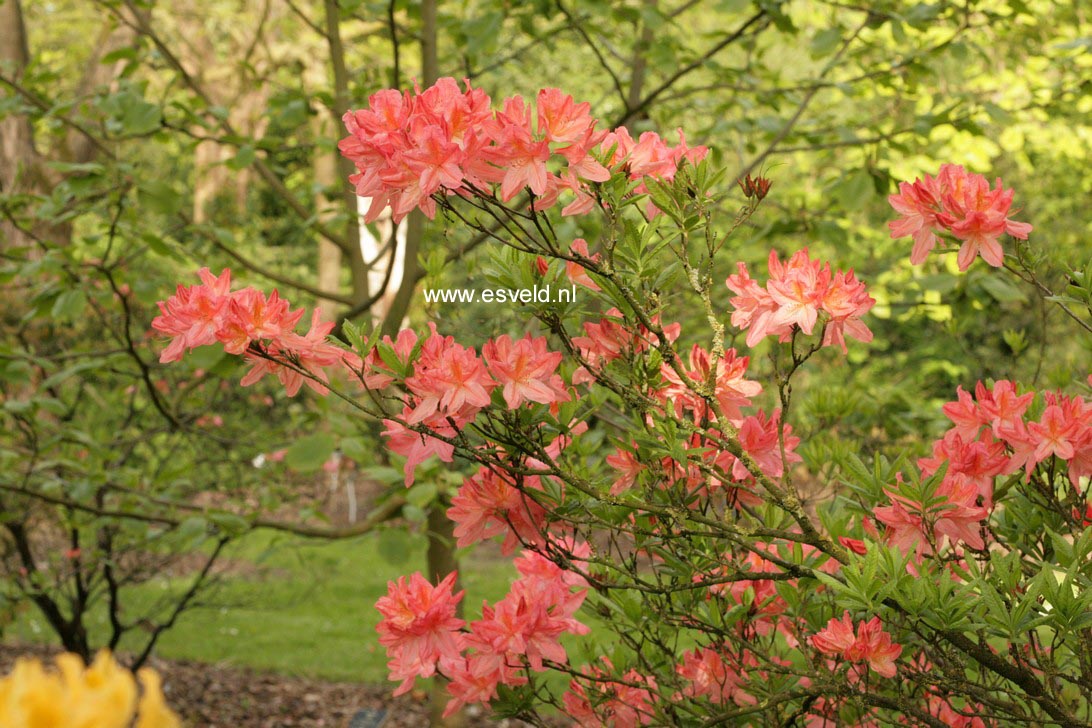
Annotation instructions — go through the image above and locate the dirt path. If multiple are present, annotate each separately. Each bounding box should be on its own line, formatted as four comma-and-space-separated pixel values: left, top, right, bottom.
0, 643, 540, 728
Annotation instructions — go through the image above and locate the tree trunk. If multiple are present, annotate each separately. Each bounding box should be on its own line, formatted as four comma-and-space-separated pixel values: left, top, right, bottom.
308, 57, 345, 321
321, 0, 365, 312
379, 0, 439, 337
0, 0, 48, 252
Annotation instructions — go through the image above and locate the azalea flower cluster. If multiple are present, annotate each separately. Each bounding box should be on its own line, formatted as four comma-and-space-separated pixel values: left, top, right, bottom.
372, 326, 572, 485
0, 650, 179, 728
726, 248, 875, 352
338, 78, 706, 222
563, 656, 659, 728
375, 544, 589, 718
888, 164, 1032, 270
675, 647, 756, 708
152, 268, 359, 397
445, 423, 586, 555
572, 314, 801, 504
692, 541, 844, 669
871, 380, 1092, 558
939, 380, 1092, 487
810, 611, 903, 678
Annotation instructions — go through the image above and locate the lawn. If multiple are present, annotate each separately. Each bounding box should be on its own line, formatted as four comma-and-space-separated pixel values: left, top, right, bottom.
6, 528, 516, 683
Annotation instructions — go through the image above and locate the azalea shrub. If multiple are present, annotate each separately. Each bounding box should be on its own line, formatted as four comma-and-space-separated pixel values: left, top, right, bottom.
154, 80, 1092, 726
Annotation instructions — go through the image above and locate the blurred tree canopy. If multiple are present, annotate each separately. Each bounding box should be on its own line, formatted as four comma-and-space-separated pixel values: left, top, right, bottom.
1, 0, 1090, 669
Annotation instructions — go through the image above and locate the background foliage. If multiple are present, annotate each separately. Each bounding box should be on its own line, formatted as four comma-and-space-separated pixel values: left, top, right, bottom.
1, 0, 1090, 705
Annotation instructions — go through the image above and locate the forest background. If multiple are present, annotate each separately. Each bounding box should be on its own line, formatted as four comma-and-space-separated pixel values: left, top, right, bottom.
1, 0, 1090, 722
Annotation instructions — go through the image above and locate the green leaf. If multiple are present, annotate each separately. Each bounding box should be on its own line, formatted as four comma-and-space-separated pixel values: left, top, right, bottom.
51, 289, 87, 322
836, 169, 873, 211
141, 232, 185, 262
810, 27, 842, 57
405, 481, 438, 509
340, 436, 370, 463
284, 433, 337, 473
121, 98, 161, 135
138, 179, 182, 216
40, 360, 103, 389
208, 512, 250, 536
177, 516, 210, 548
978, 275, 1028, 304
227, 145, 256, 170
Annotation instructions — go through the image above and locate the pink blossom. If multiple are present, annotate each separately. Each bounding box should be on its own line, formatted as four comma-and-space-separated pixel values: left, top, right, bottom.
482, 334, 568, 409
566, 238, 602, 291
888, 164, 1032, 270
403, 326, 495, 424
727, 250, 873, 350
339, 80, 699, 221
563, 658, 658, 728
152, 267, 233, 362
676, 647, 755, 706
606, 444, 645, 494
381, 406, 459, 486
447, 467, 547, 552
375, 572, 465, 696
811, 611, 902, 678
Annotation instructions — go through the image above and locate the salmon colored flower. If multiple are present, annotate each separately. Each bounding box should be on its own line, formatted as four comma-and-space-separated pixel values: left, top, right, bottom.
563, 657, 658, 728
375, 572, 465, 696
151, 267, 233, 363
888, 164, 1032, 270
482, 334, 569, 409
606, 444, 645, 494
727, 249, 872, 351
447, 467, 548, 552
811, 611, 902, 678
565, 238, 602, 291
339, 79, 702, 221
676, 647, 755, 706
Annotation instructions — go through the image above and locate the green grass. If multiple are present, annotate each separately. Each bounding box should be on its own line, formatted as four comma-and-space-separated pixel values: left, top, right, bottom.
6, 529, 516, 683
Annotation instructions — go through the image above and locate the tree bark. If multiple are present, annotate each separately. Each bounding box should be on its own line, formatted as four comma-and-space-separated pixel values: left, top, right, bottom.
322, 0, 366, 310
379, 0, 438, 337
0, 0, 49, 252
308, 55, 345, 321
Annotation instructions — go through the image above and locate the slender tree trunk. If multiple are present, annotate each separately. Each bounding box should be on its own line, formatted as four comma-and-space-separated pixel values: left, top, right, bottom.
322, 0, 365, 310
0, 0, 49, 252
64, 16, 137, 164
625, 0, 657, 132
314, 168, 345, 321
380, 0, 438, 337
309, 58, 344, 321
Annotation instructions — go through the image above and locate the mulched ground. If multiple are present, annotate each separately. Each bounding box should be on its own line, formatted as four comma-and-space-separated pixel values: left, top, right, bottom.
0, 643, 542, 728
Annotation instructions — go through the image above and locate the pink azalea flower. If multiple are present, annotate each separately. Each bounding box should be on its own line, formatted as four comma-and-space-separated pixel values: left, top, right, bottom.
216, 288, 303, 355
563, 658, 658, 728
887, 173, 944, 263
676, 647, 755, 706
734, 410, 802, 481
727, 250, 872, 351
566, 238, 602, 291
152, 267, 233, 362
482, 334, 568, 409
811, 611, 902, 679
888, 164, 1032, 270
1029, 403, 1078, 462
375, 572, 465, 696
606, 444, 645, 494
380, 405, 459, 486
340, 80, 704, 221
403, 327, 495, 424
446, 467, 547, 552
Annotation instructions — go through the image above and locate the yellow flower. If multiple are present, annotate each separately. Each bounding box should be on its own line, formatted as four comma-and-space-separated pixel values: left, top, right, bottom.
0, 650, 180, 728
